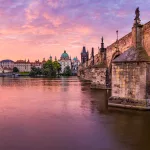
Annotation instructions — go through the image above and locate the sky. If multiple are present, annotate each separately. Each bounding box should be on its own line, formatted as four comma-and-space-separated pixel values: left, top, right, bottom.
0, 0, 150, 61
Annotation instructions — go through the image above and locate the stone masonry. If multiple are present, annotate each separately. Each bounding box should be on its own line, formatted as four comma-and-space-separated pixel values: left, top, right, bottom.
109, 8, 150, 110
78, 8, 150, 92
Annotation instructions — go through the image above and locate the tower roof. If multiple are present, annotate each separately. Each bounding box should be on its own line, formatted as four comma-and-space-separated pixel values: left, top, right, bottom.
81, 46, 87, 53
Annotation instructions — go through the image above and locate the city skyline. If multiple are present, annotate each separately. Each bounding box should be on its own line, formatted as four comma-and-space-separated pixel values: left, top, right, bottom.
0, 0, 150, 61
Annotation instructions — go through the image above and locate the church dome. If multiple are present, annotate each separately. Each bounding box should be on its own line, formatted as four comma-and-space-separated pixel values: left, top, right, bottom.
73, 57, 78, 61
61, 50, 69, 59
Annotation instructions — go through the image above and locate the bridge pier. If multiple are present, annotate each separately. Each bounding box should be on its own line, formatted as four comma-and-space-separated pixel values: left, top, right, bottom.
109, 8, 150, 110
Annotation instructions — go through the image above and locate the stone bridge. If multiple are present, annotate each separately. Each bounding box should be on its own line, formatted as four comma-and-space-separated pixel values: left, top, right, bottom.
78, 8, 150, 110
78, 19, 150, 88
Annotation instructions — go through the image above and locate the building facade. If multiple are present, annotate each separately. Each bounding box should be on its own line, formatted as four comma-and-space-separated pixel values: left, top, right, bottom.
0, 59, 14, 69
31, 60, 42, 69
72, 57, 80, 75
15, 60, 31, 72
58, 50, 72, 73
0, 58, 46, 73
0, 59, 14, 73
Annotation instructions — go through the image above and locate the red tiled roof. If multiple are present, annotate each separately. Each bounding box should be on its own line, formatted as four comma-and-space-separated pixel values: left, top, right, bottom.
15, 60, 30, 64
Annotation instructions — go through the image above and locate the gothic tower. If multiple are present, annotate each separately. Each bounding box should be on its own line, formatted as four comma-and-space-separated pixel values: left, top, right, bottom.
81, 46, 89, 64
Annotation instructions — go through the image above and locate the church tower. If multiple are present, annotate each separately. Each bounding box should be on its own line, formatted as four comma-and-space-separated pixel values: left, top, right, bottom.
81, 46, 89, 64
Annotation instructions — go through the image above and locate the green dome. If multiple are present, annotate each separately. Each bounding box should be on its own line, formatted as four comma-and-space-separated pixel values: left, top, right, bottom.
61, 50, 69, 59
73, 57, 78, 61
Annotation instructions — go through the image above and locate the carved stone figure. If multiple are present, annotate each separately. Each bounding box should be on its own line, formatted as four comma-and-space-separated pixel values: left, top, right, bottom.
135, 7, 140, 20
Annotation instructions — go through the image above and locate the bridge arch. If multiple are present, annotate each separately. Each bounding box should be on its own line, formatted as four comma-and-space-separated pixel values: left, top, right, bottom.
108, 50, 122, 87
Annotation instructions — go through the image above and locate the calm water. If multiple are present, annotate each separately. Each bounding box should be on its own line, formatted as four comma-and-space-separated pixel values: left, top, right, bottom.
0, 77, 150, 150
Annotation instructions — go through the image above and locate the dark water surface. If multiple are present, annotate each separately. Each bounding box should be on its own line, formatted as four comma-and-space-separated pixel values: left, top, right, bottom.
0, 77, 150, 150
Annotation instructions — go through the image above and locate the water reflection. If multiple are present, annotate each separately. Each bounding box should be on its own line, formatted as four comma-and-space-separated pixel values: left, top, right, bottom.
0, 77, 149, 150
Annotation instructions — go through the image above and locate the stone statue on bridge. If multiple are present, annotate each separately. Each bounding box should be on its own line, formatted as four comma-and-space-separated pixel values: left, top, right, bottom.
135, 7, 140, 20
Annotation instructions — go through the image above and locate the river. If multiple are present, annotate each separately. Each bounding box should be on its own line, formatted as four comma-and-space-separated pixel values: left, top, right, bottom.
0, 77, 149, 150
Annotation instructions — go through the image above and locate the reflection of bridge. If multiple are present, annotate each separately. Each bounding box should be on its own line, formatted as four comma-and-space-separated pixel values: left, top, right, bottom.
78, 8, 150, 110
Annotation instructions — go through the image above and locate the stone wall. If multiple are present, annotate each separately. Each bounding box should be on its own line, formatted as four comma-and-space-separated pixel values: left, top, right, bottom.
109, 62, 149, 108
111, 62, 147, 99
79, 66, 107, 89
79, 68, 92, 81
146, 63, 150, 100
143, 21, 150, 55
90, 67, 107, 89
106, 33, 132, 66
106, 21, 150, 67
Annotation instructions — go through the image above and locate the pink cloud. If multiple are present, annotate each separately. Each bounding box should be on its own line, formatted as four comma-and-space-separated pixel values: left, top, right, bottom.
0, 0, 150, 61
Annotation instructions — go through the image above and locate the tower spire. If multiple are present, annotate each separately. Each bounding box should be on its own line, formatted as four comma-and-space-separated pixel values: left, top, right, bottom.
101, 37, 104, 49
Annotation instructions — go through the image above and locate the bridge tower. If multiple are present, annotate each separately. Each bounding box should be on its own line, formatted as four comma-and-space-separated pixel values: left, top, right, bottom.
81, 46, 89, 64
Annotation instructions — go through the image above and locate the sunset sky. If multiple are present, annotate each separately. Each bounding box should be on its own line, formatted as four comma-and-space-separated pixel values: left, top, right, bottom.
0, 0, 150, 61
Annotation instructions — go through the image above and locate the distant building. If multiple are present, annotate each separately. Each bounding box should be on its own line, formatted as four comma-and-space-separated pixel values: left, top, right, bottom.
81, 46, 89, 64
58, 50, 72, 73
72, 57, 80, 75
0, 58, 46, 73
0, 66, 3, 73
3, 67, 13, 73
15, 60, 31, 72
31, 60, 42, 69
0, 59, 14, 73
0, 59, 14, 69
42, 58, 46, 64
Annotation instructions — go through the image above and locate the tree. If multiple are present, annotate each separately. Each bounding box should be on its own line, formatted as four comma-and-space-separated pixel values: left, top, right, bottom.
53, 61, 61, 74
13, 67, 19, 73
42, 60, 56, 77
29, 67, 42, 76
29, 60, 61, 77
63, 66, 72, 76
